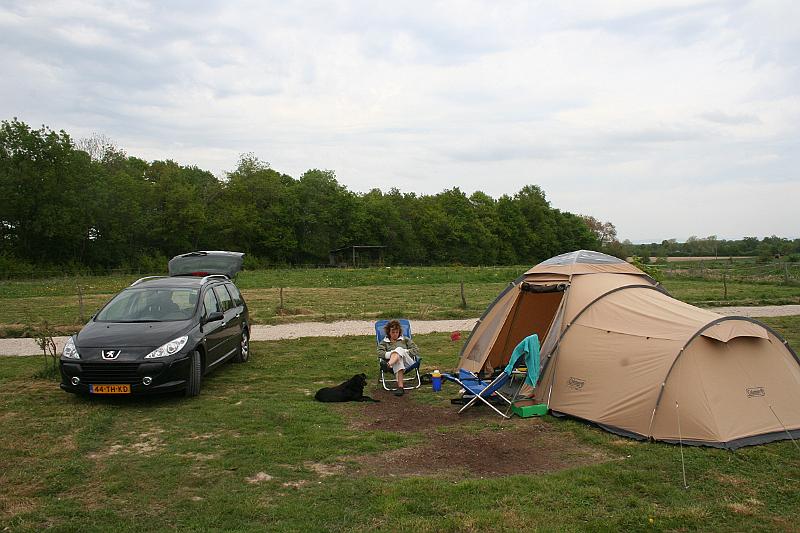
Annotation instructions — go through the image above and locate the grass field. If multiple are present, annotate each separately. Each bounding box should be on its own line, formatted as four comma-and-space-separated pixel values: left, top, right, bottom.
1, 316, 798, 531
647, 257, 800, 284
0, 266, 798, 337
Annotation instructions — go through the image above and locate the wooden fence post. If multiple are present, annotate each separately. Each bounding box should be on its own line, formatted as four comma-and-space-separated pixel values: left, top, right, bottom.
723, 271, 727, 300
460, 282, 467, 309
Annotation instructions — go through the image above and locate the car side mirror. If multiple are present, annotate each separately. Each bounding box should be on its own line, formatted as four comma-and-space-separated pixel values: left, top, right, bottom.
204, 311, 224, 324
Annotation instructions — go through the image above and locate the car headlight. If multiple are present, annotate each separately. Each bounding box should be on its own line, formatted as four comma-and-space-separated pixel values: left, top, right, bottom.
144, 336, 189, 359
62, 337, 81, 359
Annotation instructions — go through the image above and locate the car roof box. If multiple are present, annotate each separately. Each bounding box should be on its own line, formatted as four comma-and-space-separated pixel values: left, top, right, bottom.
168, 251, 245, 279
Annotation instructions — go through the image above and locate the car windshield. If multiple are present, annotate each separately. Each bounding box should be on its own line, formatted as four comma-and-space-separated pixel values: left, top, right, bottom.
95, 288, 199, 322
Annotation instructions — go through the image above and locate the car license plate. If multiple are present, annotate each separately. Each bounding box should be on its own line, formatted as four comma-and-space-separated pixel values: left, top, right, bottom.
90, 384, 131, 394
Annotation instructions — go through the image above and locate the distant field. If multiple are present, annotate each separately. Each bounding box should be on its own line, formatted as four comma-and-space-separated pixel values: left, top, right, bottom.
0, 265, 797, 337
648, 258, 800, 287
0, 267, 520, 336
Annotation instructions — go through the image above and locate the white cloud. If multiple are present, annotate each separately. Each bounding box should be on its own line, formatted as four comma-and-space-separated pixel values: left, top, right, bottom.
0, 0, 798, 241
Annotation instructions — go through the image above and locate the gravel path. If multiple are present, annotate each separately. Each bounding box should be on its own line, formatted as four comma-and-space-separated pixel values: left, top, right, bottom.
2, 305, 798, 357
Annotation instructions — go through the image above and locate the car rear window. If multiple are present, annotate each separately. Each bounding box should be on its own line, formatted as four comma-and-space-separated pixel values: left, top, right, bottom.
213, 285, 234, 312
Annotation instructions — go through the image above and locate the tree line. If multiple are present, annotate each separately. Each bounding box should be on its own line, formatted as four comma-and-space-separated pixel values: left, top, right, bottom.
627, 236, 800, 262
0, 119, 601, 276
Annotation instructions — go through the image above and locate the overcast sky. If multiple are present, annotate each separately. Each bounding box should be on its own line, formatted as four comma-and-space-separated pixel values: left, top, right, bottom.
1, 1, 798, 242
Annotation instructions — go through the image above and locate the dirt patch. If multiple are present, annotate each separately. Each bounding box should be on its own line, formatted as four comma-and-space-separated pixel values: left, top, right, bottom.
345, 389, 501, 432
282, 480, 309, 488
340, 389, 614, 478
716, 473, 748, 486
352, 423, 610, 478
246, 471, 274, 484
187, 430, 239, 441
86, 429, 164, 460
0, 494, 38, 521
727, 499, 764, 516
177, 452, 219, 461
305, 461, 345, 477
59, 432, 79, 452
188, 432, 219, 441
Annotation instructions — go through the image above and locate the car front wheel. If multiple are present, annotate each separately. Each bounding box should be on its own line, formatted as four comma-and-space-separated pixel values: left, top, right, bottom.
233, 328, 249, 363
185, 350, 202, 397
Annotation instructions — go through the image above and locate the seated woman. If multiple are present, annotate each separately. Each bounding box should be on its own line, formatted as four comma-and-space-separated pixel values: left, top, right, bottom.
377, 319, 420, 396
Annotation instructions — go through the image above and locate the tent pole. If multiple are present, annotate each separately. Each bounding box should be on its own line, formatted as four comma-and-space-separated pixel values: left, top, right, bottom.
676, 400, 688, 489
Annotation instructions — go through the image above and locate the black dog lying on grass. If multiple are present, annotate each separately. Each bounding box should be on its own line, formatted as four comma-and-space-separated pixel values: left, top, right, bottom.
315, 373, 379, 402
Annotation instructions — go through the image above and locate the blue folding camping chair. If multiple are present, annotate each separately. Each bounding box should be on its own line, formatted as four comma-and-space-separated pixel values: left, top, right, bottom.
443, 369, 514, 418
443, 334, 540, 418
375, 319, 423, 391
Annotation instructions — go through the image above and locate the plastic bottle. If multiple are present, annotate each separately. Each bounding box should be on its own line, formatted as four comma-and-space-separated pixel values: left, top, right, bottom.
431, 369, 442, 392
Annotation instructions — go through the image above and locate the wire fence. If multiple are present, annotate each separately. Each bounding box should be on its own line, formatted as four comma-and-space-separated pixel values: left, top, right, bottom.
3, 259, 800, 285
651, 262, 800, 285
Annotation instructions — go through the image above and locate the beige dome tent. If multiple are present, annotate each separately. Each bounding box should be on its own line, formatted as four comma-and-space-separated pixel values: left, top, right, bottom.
458, 250, 800, 449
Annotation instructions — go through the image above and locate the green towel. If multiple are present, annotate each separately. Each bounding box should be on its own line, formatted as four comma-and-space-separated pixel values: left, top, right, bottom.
503, 334, 541, 387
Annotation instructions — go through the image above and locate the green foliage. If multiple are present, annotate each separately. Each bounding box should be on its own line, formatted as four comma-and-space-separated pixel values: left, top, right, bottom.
630, 257, 664, 282
31, 321, 59, 379
631, 235, 800, 259
0, 252, 36, 278
0, 119, 93, 264
0, 118, 599, 275
600, 239, 634, 260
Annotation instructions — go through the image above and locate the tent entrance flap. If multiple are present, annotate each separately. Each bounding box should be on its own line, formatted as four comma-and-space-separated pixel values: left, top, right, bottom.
482, 289, 564, 373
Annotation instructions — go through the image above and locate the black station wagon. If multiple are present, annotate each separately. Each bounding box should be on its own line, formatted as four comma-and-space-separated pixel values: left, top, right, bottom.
59, 251, 250, 397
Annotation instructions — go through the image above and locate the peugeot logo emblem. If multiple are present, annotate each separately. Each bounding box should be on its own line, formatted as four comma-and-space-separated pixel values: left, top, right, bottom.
102, 349, 120, 360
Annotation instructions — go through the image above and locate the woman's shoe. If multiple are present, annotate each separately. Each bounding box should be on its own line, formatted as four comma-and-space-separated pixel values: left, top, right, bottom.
393, 387, 405, 397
